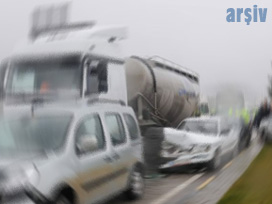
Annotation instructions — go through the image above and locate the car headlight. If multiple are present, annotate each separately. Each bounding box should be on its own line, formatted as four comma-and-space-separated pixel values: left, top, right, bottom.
191, 144, 211, 153
161, 140, 184, 156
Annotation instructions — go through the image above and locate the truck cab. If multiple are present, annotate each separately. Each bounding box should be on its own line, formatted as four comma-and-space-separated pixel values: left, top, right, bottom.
0, 23, 128, 107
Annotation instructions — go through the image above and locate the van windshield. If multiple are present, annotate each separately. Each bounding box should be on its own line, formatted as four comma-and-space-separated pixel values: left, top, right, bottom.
6, 56, 81, 99
0, 114, 72, 156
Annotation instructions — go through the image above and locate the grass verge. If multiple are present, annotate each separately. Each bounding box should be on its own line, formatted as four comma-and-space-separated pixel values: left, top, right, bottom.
218, 144, 272, 204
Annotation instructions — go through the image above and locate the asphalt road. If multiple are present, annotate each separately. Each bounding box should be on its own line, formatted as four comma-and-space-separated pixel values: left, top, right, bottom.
107, 132, 262, 204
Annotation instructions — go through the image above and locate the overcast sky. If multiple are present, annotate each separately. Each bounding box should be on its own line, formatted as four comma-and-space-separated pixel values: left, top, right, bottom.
1, 0, 272, 105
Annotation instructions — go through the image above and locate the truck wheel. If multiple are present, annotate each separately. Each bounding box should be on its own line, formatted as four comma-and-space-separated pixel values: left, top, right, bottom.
207, 150, 221, 171
125, 166, 145, 200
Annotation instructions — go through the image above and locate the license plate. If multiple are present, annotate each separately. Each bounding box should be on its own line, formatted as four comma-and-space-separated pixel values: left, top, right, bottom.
169, 161, 175, 166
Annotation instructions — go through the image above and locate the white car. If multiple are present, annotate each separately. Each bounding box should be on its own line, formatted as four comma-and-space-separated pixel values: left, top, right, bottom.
259, 114, 272, 142
160, 117, 239, 171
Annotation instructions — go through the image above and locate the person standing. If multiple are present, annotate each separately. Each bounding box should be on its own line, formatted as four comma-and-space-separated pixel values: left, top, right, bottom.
253, 99, 270, 128
239, 108, 252, 149
253, 99, 271, 143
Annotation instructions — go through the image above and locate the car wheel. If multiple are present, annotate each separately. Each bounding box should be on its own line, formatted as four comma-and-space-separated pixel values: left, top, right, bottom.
245, 134, 251, 148
125, 166, 145, 200
232, 144, 239, 159
208, 150, 221, 171
260, 130, 267, 144
55, 195, 73, 204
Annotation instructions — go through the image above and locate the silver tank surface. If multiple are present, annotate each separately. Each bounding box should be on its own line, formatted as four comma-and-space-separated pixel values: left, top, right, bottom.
124, 56, 200, 128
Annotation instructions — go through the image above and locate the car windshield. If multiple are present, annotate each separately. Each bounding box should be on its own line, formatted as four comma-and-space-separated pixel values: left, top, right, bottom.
200, 104, 209, 114
0, 114, 72, 156
178, 120, 218, 135
6, 56, 81, 97
216, 91, 244, 114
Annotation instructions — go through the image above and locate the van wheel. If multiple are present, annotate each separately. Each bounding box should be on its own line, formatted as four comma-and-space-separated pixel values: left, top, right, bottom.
207, 150, 221, 171
125, 166, 145, 200
55, 195, 73, 204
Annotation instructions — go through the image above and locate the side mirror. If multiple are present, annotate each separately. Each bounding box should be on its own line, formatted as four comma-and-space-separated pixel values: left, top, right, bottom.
76, 136, 98, 154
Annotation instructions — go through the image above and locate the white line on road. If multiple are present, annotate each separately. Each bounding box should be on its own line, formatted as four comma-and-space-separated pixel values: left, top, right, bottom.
150, 173, 204, 204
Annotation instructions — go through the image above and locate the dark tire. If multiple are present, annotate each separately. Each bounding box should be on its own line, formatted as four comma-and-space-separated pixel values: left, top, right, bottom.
232, 144, 239, 159
238, 128, 247, 152
207, 150, 221, 171
125, 166, 145, 200
244, 125, 252, 148
260, 130, 267, 144
55, 195, 73, 204
245, 134, 251, 148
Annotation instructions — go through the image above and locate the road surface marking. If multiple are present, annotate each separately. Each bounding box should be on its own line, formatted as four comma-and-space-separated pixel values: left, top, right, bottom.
196, 160, 233, 191
150, 173, 204, 204
222, 160, 233, 170
196, 175, 216, 190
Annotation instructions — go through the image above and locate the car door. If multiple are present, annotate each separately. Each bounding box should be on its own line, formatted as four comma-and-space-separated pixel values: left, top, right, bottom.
103, 112, 132, 192
74, 114, 115, 204
219, 122, 233, 155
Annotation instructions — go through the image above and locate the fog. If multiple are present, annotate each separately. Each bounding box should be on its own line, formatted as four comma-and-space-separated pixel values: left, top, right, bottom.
1, 0, 272, 106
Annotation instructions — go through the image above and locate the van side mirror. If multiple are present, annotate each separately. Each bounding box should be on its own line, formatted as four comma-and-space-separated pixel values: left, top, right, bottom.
76, 136, 98, 154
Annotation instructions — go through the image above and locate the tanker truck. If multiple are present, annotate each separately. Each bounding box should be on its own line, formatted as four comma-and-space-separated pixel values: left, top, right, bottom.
0, 22, 199, 130
125, 56, 199, 128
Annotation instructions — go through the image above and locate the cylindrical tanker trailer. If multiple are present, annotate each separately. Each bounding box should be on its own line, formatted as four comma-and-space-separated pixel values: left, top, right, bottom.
125, 56, 200, 128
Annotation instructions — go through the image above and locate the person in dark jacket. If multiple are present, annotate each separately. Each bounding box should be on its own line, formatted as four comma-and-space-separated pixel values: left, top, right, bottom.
253, 99, 270, 128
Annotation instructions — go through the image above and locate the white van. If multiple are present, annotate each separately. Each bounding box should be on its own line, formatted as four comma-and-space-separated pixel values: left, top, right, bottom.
0, 102, 144, 204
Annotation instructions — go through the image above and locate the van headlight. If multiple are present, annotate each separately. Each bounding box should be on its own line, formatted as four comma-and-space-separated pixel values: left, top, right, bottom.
2, 164, 40, 195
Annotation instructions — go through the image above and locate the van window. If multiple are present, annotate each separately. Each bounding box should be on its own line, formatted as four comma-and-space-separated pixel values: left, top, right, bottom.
124, 114, 140, 140
75, 115, 105, 154
105, 114, 126, 146
0, 61, 7, 99
0, 114, 72, 154
11, 69, 35, 93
